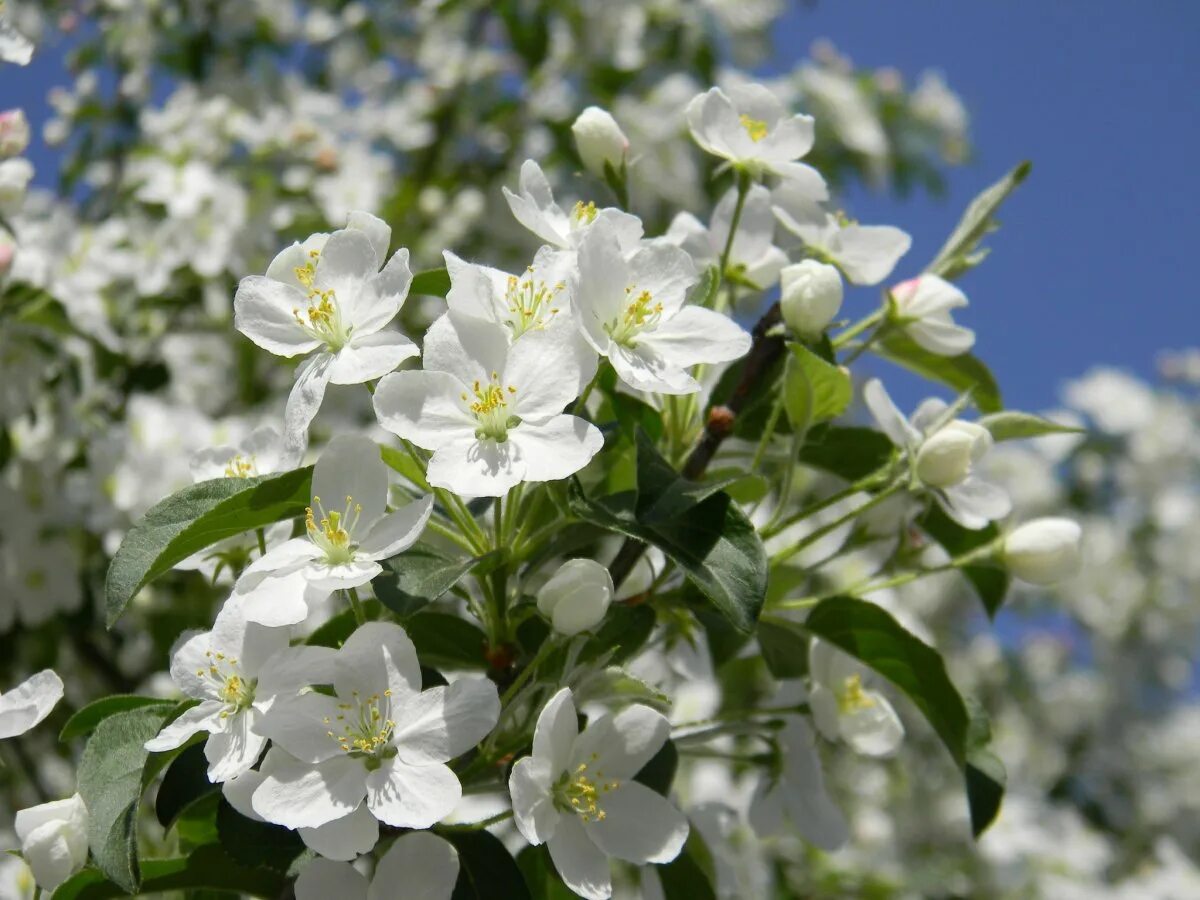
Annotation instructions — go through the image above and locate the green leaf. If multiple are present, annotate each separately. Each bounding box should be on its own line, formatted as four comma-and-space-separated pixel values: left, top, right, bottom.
517, 846, 577, 900
51, 843, 287, 900
411, 266, 452, 297
155, 743, 218, 831
307, 599, 383, 648
406, 612, 488, 670
919, 505, 1009, 617
783, 342, 852, 431
876, 333, 1003, 413
105, 467, 312, 627
658, 832, 718, 900
60, 695, 172, 743
979, 411, 1084, 443
216, 798, 308, 873
580, 604, 656, 665
798, 425, 894, 481
77, 704, 175, 892
756, 616, 811, 679
801, 597, 1004, 836
689, 264, 720, 307
380, 444, 430, 490
633, 739, 679, 796
374, 547, 502, 619
926, 161, 1031, 280
447, 829, 532, 900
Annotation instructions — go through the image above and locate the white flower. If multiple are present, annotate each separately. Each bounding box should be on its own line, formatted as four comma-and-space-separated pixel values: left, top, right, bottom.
0, 14, 33, 66
779, 260, 843, 337
572, 107, 629, 178
189, 425, 283, 481
294, 831, 459, 900
0, 157, 33, 216
14, 795, 88, 891
537, 559, 614, 636
234, 212, 418, 466
749, 718, 848, 849
373, 314, 603, 497
864, 378, 1011, 529
253, 622, 500, 830
665, 184, 788, 290
773, 183, 911, 285
232, 434, 432, 627
888, 274, 975, 356
509, 688, 689, 900
808, 640, 904, 757
1004, 518, 1083, 586
0, 670, 63, 739
0, 109, 29, 158
685, 84, 822, 185
145, 596, 335, 782
573, 221, 751, 395
503, 159, 642, 253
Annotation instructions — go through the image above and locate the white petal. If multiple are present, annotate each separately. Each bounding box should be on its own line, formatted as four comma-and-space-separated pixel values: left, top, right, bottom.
354, 247, 412, 334
346, 210, 392, 270
258, 692, 347, 764
234, 276, 320, 357
295, 858, 370, 900
862, 379, 919, 448
303, 559, 382, 591
0, 669, 64, 739
533, 687, 579, 775
370, 831, 460, 900
392, 678, 500, 765
832, 225, 912, 286
298, 803, 379, 862
939, 479, 1012, 530
547, 815, 612, 900
144, 702, 223, 753
571, 704, 669, 781
373, 370, 475, 452
574, 225, 630, 345
237, 538, 321, 587
509, 756, 559, 845
685, 87, 740, 161
772, 161, 830, 204
0, 21, 34, 66
840, 692, 905, 757
281, 351, 335, 468
583, 782, 688, 864
313, 433, 389, 532
329, 331, 419, 385
778, 719, 848, 850
504, 327, 587, 421
334, 621, 422, 703
427, 435, 523, 498
503, 159, 570, 247
608, 343, 699, 396
808, 687, 841, 744
443, 250, 504, 323
236, 572, 316, 628
365, 758, 461, 828
422, 311, 508, 388
252, 754, 367, 829
205, 710, 268, 782
312, 229, 376, 310
627, 240, 697, 320
646, 306, 751, 369
359, 495, 434, 559
907, 320, 976, 356
255, 645, 338, 706
508, 417, 604, 485
222, 769, 266, 821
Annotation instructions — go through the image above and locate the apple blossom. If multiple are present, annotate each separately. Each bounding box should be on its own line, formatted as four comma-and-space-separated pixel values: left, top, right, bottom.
1004, 517, 1083, 585
0, 109, 29, 158
502, 159, 642, 253
232, 434, 432, 626
572, 106, 629, 179
808, 639, 904, 757
864, 378, 1011, 529
509, 687, 689, 900
665, 183, 788, 289
573, 220, 751, 395
0, 11, 32, 66
14, 795, 88, 891
537, 559, 614, 636
0, 669, 63, 739
294, 831, 459, 900
189, 424, 283, 481
144, 596, 336, 781
0, 157, 32, 216
749, 718, 848, 849
888, 274, 976, 356
253, 622, 500, 830
779, 259, 843, 337
234, 213, 418, 466
372, 313, 603, 497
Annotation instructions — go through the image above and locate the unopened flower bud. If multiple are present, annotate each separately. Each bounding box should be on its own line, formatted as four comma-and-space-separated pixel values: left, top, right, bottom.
0, 109, 30, 158
780, 260, 843, 337
15, 794, 89, 891
915, 420, 991, 488
571, 106, 629, 178
1004, 518, 1082, 585
537, 558, 613, 636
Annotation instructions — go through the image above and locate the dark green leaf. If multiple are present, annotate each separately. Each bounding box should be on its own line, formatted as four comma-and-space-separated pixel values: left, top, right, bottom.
658, 833, 718, 900
105, 467, 312, 627
801, 597, 1004, 836
756, 617, 810, 679
979, 411, 1084, 442
412, 267, 452, 298
406, 612, 488, 670
307, 599, 383, 648
380, 444, 430, 490
633, 740, 678, 796
374, 547, 502, 619
919, 505, 1008, 617
216, 798, 308, 873
447, 829, 532, 900
783, 342, 852, 431
581, 603, 656, 665
516, 846, 576, 900
876, 333, 1003, 414
60, 695, 172, 743
926, 161, 1031, 280
77, 704, 174, 892
798, 425, 894, 481
155, 743, 218, 831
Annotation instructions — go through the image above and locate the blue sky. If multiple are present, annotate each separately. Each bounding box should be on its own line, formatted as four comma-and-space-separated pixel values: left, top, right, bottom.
6, 4, 1197, 410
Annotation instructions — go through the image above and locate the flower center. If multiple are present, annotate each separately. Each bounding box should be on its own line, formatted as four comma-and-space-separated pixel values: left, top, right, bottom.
605, 287, 664, 347
306, 494, 362, 565
462, 372, 520, 442
739, 114, 769, 142
323, 689, 397, 760
836, 674, 876, 715
554, 756, 619, 823
195, 650, 255, 718
504, 268, 563, 338
224, 454, 257, 478
572, 200, 598, 225
292, 249, 352, 351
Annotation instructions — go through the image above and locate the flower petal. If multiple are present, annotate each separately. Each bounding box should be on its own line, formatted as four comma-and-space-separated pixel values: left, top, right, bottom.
313, 433, 389, 532
257, 692, 347, 764
329, 331, 419, 385
831, 224, 912, 286
507, 416, 603, 485
509, 756, 560, 845
570, 704, 669, 781
235, 569, 314, 628
939, 478, 1012, 530
547, 815, 611, 900
504, 327, 590, 422
281, 351, 335, 468
373, 370, 475, 452
392, 678, 500, 765
0, 669, 64, 739
234, 276, 319, 357
533, 687, 579, 775
359, 495, 434, 560
863, 378, 919, 448
295, 858, 370, 900
365, 758, 461, 828
205, 709, 268, 782
255, 645, 338, 707
608, 343, 699, 396
298, 803, 379, 862
144, 702, 223, 753
334, 621, 422, 703
645, 306, 751, 369
369, 831, 460, 900
427, 435, 523, 498
252, 752, 367, 829
422, 311, 508, 389
583, 781, 689, 865
840, 691, 905, 757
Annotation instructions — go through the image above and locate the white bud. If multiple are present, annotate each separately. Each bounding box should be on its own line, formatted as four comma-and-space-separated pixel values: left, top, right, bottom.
1004, 518, 1083, 585
780, 260, 843, 337
0, 158, 33, 213
15, 794, 89, 891
0, 109, 30, 158
571, 106, 628, 178
915, 420, 991, 488
537, 558, 614, 636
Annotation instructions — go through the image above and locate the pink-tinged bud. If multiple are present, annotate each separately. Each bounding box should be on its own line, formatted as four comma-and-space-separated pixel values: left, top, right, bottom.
0, 240, 15, 277
0, 109, 30, 158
